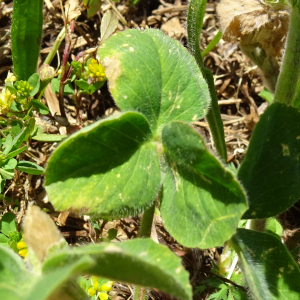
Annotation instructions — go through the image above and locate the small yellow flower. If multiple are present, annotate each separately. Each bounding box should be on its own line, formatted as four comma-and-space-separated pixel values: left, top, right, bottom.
17, 240, 28, 258
99, 292, 109, 300
5, 71, 17, 83
87, 59, 106, 81
99, 281, 114, 292
91, 275, 99, 290
88, 287, 96, 297
0, 88, 15, 115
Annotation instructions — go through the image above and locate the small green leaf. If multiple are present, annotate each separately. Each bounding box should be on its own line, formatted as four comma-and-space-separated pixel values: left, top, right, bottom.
3, 134, 13, 155
232, 229, 300, 300
0, 212, 17, 236
75, 79, 90, 92
6, 145, 28, 159
31, 134, 67, 142
107, 228, 117, 240
259, 88, 274, 104
75, 80, 105, 94
43, 239, 192, 300
51, 78, 74, 95
161, 121, 247, 248
98, 29, 210, 131
16, 161, 44, 175
86, 0, 102, 18
30, 99, 50, 115
28, 73, 40, 96
45, 112, 161, 218
265, 217, 283, 239
0, 168, 14, 180
238, 103, 300, 218
1, 158, 17, 170
9, 119, 23, 137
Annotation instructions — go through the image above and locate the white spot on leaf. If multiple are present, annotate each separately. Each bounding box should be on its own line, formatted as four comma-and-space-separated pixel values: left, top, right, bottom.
192, 115, 198, 121
281, 144, 290, 156
129, 47, 134, 52
102, 57, 122, 90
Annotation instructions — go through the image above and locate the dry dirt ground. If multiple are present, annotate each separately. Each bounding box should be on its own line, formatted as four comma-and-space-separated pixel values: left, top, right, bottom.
0, 1, 300, 299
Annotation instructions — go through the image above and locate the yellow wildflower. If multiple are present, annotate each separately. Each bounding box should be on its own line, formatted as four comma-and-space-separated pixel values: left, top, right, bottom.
17, 240, 28, 258
91, 276, 99, 290
87, 287, 96, 297
0, 88, 15, 115
88, 59, 106, 81
5, 71, 17, 83
99, 281, 114, 292
99, 292, 108, 300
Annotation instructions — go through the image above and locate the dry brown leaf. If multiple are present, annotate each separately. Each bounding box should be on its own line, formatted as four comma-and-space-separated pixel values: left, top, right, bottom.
24, 205, 65, 263
217, 0, 290, 57
65, 0, 81, 23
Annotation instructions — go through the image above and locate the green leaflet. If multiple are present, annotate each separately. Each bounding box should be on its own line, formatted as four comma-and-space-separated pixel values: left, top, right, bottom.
232, 229, 300, 300
161, 121, 247, 248
11, 0, 43, 80
98, 29, 210, 131
45, 112, 161, 218
238, 103, 300, 218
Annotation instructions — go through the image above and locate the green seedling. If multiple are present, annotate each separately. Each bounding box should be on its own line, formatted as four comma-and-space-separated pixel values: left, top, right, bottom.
0, 212, 22, 253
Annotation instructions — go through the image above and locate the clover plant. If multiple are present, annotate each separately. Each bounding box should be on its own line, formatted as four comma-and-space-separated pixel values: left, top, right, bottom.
1, 0, 300, 299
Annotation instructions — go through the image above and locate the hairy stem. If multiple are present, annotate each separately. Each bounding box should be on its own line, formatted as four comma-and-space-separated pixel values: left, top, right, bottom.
275, 6, 300, 106
187, 0, 227, 161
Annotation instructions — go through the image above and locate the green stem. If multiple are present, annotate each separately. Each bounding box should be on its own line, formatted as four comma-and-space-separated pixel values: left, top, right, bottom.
187, 0, 227, 162
275, 6, 300, 106
139, 201, 156, 238
201, 30, 222, 58
43, 27, 66, 65
134, 199, 157, 300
